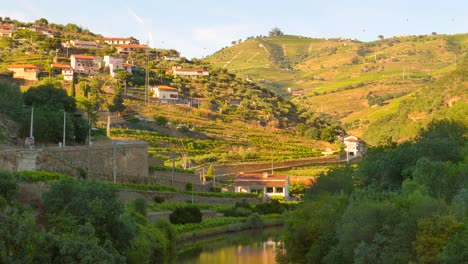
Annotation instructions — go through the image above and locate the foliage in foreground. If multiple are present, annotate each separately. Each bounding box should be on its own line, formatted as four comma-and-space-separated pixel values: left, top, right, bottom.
280, 120, 468, 264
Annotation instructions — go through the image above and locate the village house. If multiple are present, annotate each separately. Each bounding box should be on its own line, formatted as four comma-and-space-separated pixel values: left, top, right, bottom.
234, 172, 290, 198
7, 64, 40, 80
116, 44, 148, 54
151, 85, 179, 103
0, 23, 16, 37
103, 56, 132, 77
70, 54, 98, 74
100, 37, 138, 45
287, 87, 305, 95
172, 66, 209, 78
343, 135, 366, 160
51, 63, 73, 81
65, 40, 103, 50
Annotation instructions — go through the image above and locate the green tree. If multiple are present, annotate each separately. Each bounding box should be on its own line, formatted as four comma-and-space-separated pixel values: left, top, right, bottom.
269, 27, 284, 37
204, 164, 214, 181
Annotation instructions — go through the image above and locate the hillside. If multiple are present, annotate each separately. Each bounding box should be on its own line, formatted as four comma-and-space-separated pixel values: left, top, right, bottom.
206, 33, 468, 142
0, 19, 341, 167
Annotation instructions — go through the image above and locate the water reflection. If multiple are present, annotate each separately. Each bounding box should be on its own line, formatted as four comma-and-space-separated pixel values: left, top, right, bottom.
176, 227, 283, 264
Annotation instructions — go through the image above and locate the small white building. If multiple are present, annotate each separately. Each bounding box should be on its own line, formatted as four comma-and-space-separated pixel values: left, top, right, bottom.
234, 172, 290, 198
163, 55, 181, 61
343, 135, 365, 159
103, 56, 132, 77
52, 63, 74, 81
151, 85, 179, 103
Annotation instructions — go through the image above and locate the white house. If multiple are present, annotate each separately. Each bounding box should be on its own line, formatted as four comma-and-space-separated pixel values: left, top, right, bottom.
70, 54, 98, 74
172, 67, 209, 78
151, 85, 179, 103
100, 37, 138, 45
51, 63, 73, 81
343, 135, 365, 160
234, 172, 290, 198
103, 56, 132, 77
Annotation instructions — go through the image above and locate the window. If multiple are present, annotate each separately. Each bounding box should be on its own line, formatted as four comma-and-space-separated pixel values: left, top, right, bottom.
251, 189, 263, 194
170, 94, 178, 98
266, 187, 274, 193
275, 187, 283, 193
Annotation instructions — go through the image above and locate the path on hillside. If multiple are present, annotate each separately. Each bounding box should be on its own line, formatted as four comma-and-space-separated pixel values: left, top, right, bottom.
223, 50, 243, 68
247, 52, 260, 62
282, 44, 287, 57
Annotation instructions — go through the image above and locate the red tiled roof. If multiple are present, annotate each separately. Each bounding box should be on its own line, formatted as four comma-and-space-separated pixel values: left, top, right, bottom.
234, 181, 286, 187
51, 63, 71, 69
234, 173, 288, 187
7, 64, 37, 69
117, 44, 147, 49
101, 37, 132, 41
174, 68, 206, 72
156, 85, 177, 91
236, 173, 288, 180
71, 54, 95, 60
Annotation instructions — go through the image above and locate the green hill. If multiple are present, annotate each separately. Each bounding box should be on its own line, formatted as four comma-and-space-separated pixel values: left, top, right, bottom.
206, 34, 468, 142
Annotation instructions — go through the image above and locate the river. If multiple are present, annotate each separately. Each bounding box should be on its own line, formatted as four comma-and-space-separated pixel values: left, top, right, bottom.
175, 227, 284, 264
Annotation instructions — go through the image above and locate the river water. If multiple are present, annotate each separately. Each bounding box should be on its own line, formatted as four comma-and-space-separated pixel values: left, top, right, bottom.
175, 227, 284, 264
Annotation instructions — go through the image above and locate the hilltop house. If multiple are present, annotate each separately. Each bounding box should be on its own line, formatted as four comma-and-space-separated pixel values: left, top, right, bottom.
51, 63, 73, 81
0, 23, 16, 37
100, 37, 138, 45
343, 135, 366, 160
151, 85, 179, 103
70, 54, 98, 74
234, 172, 290, 198
116, 44, 148, 54
7, 64, 40, 80
172, 66, 209, 78
163, 55, 181, 61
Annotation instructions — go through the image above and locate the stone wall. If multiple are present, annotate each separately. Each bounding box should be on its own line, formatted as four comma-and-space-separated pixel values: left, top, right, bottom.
0, 143, 149, 181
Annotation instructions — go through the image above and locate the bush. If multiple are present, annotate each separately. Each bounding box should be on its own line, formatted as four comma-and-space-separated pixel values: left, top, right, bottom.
209, 187, 221, 193
154, 115, 168, 126
153, 194, 165, 204
185, 182, 193, 191
169, 206, 202, 225
244, 213, 264, 228
255, 200, 285, 215
0, 169, 17, 201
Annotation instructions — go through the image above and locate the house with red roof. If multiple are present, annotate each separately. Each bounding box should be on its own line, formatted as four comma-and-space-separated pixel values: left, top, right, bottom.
151, 85, 179, 103
234, 172, 290, 198
70, 54, 98, 74
7, 64, 40, 80
51, 63, 73, 81
0, 23, 16, 37
116, 44, 148, 54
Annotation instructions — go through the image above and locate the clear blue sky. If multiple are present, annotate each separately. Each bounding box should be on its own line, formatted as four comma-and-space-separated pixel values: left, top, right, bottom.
1, 0, 466, 58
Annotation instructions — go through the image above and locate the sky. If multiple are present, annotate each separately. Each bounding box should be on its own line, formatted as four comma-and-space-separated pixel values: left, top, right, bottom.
1, 0, 467, 58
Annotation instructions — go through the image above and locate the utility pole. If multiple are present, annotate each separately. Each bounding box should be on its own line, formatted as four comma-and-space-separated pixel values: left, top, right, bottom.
145, 48, 149, 105
29, 106, 34, 138
106, 114, 111, 137
62, 111, 66, 147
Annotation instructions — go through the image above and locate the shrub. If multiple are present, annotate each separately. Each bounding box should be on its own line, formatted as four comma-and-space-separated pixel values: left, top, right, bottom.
255, 200, 285, 215
154, 115, 168, 126
245, 213, 264, 228
185, 182, 193, 191
169, 206, 202, 225
0, 169, 17, 201
153, 194, 165, 204
209, 187, 221, 193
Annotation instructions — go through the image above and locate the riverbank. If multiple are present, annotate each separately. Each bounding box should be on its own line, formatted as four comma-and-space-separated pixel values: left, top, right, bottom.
176, 214, 284, 244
